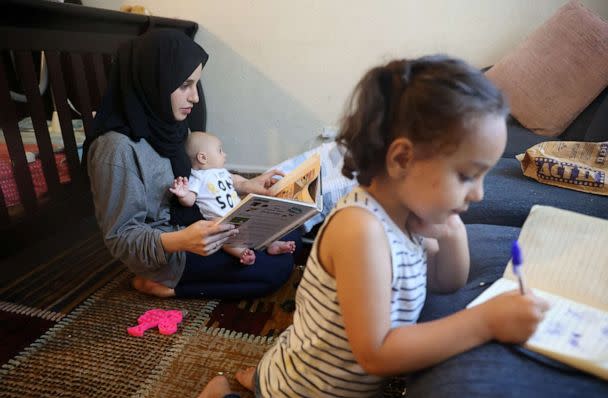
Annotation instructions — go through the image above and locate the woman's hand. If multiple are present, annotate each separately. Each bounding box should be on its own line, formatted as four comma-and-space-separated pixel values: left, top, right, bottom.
232, 169, 285, 195
161, 220, 238, 256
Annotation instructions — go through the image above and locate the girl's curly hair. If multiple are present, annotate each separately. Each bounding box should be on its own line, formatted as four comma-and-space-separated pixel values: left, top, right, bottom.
337, 55, 509, 186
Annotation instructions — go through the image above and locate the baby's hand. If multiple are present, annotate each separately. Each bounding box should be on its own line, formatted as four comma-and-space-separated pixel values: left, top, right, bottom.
169, 176, 190, 198
481, 291, 550, 344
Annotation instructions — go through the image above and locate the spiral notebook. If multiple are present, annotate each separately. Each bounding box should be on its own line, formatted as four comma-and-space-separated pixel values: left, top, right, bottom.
467, 205, 608, 381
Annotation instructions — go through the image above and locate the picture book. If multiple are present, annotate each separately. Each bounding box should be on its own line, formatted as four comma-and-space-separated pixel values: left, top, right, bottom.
467, 205, 608, 381
217, 154, 322, 250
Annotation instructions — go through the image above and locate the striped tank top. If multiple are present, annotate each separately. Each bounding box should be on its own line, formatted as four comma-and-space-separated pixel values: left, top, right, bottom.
256, 186, 427, 397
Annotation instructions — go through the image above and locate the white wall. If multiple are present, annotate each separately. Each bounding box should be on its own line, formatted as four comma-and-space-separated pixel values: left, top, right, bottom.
85, 0, 608, 171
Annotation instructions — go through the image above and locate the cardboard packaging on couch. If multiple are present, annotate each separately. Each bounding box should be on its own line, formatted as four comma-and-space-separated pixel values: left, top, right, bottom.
517, 141, 608, 196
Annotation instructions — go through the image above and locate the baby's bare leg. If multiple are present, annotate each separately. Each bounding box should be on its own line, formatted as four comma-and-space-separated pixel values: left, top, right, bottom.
235, 367, 256, 392
223, 245, 256, 265
266, 240, 296, 255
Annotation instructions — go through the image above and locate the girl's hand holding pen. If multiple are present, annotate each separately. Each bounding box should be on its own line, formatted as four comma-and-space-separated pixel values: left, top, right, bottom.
478, 292, 550, 344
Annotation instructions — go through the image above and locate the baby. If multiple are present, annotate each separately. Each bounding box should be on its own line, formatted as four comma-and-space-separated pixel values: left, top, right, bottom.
170, 131, 295, 264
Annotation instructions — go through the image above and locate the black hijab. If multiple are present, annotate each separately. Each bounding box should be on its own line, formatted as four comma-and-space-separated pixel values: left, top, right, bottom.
86, 29, 209, 225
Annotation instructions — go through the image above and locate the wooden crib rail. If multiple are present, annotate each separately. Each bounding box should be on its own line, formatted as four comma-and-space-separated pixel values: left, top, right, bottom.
0, 0, 198, 256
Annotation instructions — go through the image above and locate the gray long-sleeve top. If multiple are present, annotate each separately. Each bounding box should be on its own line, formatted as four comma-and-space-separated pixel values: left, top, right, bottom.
87, 132, 186, 287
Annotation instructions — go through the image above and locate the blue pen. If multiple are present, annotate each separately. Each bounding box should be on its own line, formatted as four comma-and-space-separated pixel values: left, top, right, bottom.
511, 241, 526, 295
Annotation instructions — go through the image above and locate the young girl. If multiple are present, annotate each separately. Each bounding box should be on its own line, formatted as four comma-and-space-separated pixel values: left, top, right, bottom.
199, 55, 549, 398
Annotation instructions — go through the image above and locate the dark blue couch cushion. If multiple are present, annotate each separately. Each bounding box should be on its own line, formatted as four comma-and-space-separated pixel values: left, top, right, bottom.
404, 224, 608, 398
462, 158, 608, 227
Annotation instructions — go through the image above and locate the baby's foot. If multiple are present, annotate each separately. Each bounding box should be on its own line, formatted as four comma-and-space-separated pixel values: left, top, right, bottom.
197, 375, 233, 398
240, 249, 256, 265
267, 240, 296, 255
235, 367, 256, 392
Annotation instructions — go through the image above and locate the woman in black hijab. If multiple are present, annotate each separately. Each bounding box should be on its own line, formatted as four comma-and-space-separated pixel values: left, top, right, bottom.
86, 29, 299, 298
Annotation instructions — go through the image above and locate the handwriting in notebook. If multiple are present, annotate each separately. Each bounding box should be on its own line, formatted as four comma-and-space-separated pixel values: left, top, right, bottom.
565, 308, 584, 320
569, 332, 581, 348
528, 297, 608, 360
545, 321, 564, 336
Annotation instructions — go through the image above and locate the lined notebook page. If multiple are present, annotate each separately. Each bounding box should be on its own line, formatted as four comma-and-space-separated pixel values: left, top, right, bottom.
528, 293, 608, 362
468, 278, 608, 361
467, 278, 608, 380
502, 206, 608, 311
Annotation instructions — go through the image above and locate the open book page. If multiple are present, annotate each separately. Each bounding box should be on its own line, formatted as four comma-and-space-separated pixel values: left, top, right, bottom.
268, 154, 321, 204
501, 206, 608, 310
217, 155, 323, 250
467, 278, 608, 380
220, 194, 319, 250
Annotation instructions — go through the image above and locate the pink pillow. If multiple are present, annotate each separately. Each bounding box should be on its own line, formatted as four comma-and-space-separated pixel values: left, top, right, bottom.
486, 0, 608, 137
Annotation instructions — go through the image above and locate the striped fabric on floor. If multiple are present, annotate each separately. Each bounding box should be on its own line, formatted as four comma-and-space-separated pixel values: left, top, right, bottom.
0, 308, 57, 366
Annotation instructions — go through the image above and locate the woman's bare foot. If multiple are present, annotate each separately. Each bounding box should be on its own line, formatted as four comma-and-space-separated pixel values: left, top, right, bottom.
235, 367, 256, 391
197, 375, 233, 398
266, 240, 296, 255
240, 249, 256, 265
132, 276, 175, 298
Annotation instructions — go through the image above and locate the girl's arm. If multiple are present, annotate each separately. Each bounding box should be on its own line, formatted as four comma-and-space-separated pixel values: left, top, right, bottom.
423, 215, 470, 293
321, 208, 548, 377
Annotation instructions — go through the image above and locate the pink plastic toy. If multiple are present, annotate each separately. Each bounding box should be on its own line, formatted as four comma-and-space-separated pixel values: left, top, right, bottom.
127, 308, 184, 337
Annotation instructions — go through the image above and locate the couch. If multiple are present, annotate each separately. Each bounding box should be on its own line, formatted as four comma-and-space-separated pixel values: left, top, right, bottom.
463, 85, 608, 228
